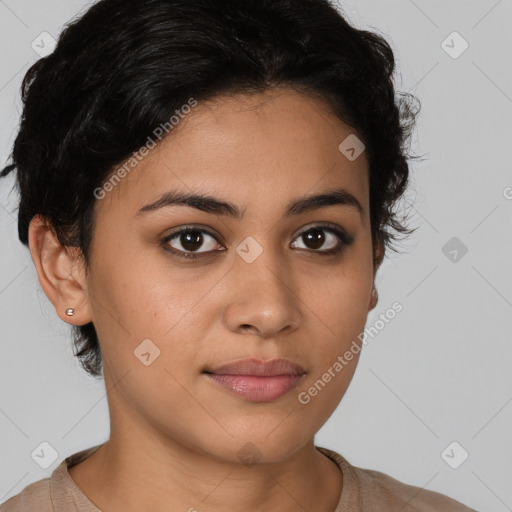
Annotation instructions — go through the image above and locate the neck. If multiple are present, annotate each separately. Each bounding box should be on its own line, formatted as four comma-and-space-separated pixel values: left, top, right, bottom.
69, 430, 343, 512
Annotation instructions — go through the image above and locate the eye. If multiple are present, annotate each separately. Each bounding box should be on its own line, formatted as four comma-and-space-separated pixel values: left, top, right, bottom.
161, 227, 223, 260
160, 223, 354, 260
291, 224, 353, 255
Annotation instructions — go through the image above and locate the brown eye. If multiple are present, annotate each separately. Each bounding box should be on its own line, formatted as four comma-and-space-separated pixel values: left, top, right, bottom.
163, 228, 221, 257
178, 230, 203, 252
291, 226, 346, 252
301, 228, 326, 250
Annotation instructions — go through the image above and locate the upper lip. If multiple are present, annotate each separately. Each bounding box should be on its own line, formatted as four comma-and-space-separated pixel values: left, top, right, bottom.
204, 358, 306, 377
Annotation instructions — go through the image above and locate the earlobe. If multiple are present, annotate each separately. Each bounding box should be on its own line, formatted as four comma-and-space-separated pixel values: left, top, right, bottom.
28, 214, 92, 326
368, 286, 378, 311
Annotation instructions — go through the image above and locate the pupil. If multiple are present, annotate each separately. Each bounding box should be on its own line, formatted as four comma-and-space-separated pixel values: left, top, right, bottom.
304, 229, 324, 249
181, 231, 203, 251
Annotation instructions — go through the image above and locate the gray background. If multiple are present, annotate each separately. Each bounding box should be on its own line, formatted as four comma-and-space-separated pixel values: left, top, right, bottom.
0, 0, 511, 510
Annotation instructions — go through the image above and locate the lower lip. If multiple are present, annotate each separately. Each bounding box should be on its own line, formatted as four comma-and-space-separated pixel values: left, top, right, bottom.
205, 373, 305, 402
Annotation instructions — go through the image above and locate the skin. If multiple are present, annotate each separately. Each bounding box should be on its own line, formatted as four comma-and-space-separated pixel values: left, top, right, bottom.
29, 87, 384, 512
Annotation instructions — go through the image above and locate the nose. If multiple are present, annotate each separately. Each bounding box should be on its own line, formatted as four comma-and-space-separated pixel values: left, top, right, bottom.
222, 245, 302, 339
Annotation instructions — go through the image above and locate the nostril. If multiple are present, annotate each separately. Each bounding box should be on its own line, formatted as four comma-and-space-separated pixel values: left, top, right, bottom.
239, 324, 256, 334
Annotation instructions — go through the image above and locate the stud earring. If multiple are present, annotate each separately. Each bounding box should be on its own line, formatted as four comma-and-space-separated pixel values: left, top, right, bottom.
65, 308, 75, 316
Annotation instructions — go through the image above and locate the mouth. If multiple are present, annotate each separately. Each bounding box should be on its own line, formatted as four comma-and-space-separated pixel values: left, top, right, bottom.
202, 358, 307, 403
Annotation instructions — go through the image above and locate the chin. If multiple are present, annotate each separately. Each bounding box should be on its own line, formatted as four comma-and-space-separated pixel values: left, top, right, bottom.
230, 433, 308, 466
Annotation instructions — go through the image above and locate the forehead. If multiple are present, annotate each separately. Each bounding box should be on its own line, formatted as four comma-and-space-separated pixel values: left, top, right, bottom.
96, 88, 369, 220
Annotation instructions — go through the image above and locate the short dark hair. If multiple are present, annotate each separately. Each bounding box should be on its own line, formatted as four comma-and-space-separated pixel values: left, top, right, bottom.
1, 0, 421, 378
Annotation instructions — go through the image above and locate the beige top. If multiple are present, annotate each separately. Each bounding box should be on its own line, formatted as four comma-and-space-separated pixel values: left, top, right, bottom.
0, 444, 476, 511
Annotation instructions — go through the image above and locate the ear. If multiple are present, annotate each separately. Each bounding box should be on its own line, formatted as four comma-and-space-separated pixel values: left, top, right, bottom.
28, 214, 92, 326
368, 239, 385, 312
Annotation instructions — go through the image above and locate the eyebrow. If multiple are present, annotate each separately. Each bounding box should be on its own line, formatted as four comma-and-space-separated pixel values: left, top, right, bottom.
135, 187, 364, 220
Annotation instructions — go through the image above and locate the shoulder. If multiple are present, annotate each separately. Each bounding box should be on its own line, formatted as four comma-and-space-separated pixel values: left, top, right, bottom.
355, 464, 475, 511
0, 444, 104, 512
0, 477, 52, 512
317, 446, 477, 512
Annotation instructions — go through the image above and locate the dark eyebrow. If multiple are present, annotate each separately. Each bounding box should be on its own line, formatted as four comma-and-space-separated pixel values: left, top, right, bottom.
283, 189, 364, 219
135, 187, 364, 219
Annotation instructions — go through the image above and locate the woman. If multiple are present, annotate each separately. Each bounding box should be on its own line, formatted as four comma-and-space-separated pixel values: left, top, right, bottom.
0, 0, 476, 510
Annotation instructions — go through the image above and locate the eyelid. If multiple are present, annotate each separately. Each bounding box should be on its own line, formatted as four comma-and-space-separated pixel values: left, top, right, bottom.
161, 225, 224, 258
293, 221, 353, 243
163, 224, 225, 245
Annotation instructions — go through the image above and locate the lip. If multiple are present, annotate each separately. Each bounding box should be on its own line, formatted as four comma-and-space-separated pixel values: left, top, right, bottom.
204, 358, 306, 377
203, 358, 306, 403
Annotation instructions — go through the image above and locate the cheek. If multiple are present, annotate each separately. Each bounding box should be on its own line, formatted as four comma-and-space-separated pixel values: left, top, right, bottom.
295, 274, 369, 422
88, 251, 222, 378
91, 244, 196, 327
308, 261, 372, 339
302, 255, 372, 391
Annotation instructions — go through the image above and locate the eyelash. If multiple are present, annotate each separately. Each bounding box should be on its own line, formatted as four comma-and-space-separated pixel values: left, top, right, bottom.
160, 224, 354, 261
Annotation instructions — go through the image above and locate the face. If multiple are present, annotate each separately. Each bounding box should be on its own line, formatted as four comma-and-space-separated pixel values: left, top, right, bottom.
82, 88, 380, 463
